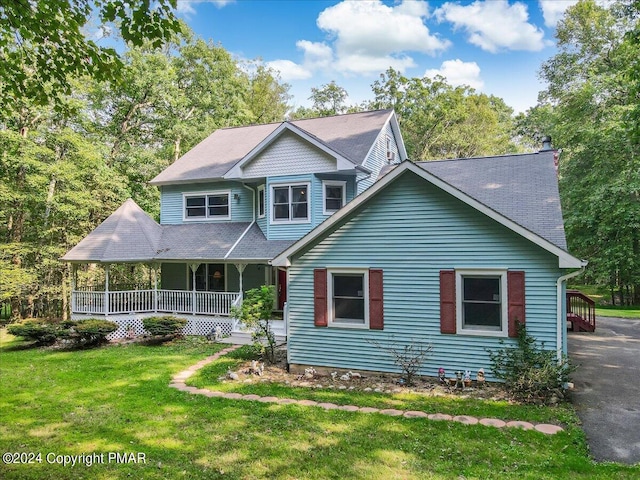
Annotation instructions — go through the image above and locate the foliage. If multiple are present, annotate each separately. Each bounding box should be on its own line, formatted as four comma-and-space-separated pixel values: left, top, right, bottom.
0, 0, 181, 117
71, 318, 117, 345
142, 316, 187, 337
7, 318, 73, 345
367, 337, 433, 386
231, 285, 277, 363
488, 323, 576, 405
524, 0, 640, 304
368, 68, 518, 160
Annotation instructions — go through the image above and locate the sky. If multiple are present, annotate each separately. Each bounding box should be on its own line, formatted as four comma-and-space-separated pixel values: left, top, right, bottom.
173, 0, 582, 114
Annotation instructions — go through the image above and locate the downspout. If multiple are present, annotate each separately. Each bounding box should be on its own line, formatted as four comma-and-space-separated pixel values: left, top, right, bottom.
556, 265, 586, 361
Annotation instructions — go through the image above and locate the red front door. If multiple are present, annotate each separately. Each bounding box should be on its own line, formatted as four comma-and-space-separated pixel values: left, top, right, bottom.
277, 269, 287, 310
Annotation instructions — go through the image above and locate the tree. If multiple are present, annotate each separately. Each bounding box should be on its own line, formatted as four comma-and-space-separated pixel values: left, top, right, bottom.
534, 0, 640, 304
0, 0, 181, 117
368, 69, 517, 160
231, 286, 278, 363
309, 81, 349, 116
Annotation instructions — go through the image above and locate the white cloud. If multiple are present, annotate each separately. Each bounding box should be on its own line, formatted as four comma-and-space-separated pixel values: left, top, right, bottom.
265, 59, 313, 81
436, 0, 547, 53
539, 0, 579, 28
176, 0, 234, 16
424, 59, 484, 89
297, 40, 333, 70
316, 0, 450, 74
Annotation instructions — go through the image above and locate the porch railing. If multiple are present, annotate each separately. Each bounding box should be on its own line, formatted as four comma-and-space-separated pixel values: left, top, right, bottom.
567, 289, 596, 332
72, 289, 241, 317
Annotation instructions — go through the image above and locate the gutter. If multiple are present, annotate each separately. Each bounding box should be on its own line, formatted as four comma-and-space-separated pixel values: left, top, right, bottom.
556, 263, 587, 361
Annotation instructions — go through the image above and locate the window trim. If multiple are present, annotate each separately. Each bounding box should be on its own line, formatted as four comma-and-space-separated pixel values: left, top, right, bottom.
257, 184, 265, 219
327, 268, 369, 329
322, 180, 346, 215
270, 182, 311, 225
182, 190, 231, 222
455, 269, 508, 337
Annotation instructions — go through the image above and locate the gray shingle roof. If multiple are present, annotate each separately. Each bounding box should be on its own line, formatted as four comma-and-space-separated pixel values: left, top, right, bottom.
61, 199, 163, 262
150, 110, 393, 185
63, 200, 296, 263
225, 224, 295, 260
415, 150, 567, 250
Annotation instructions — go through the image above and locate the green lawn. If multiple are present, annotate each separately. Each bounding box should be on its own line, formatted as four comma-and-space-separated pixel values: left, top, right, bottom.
595, 306, 640, 319
569, 285, 640, 319
1, 331, 638, 479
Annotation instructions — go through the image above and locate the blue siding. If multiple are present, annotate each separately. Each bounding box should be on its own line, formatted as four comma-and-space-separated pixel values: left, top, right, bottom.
358, 122, 402, 194
287, 171, 564, 380
266, 174, 315, 240
160, 182, 253, 225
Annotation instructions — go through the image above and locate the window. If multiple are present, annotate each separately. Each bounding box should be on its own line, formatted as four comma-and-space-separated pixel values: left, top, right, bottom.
323, 180, 346, 215
271, 183, 309, 223
257, 185, 265, 218
188, 264, 226, 292
328, 269, 369, 327
455, 270, 508, 336
184, 192, 230, 220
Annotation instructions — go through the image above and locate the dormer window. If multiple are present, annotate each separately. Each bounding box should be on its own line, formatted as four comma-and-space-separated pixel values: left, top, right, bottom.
271, 183, 310, 223
183, 191, 231, 221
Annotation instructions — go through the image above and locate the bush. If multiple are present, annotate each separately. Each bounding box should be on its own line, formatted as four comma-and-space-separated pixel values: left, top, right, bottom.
7, 319, 71, 345
142, 316, 187, 337
488, 322, 576, 404
71, 319, 118, 345
230, 286, 277, 363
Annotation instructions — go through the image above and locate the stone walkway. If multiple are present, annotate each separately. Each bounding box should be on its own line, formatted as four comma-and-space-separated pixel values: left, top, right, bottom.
169, 345, 563, 435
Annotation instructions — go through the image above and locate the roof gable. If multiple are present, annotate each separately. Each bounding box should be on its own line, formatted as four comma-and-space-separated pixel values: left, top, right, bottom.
272, 160, 584, 269
150, 109, 399, 185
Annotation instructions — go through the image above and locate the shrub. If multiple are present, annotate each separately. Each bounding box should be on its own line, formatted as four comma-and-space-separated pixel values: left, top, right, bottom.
71, 319, 118, 345
368, 337, 433, 386
230, 285, 277, 363
7, 319, 71, 345
488, 322, 576, 404
142, 316, 187, 337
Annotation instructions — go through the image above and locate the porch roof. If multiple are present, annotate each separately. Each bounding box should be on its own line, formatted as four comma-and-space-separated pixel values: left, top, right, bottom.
61, 199, 162, 263
62, 200, 295, 263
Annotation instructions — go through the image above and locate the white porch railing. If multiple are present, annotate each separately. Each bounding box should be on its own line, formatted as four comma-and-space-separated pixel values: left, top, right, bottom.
72, 290, 241, 317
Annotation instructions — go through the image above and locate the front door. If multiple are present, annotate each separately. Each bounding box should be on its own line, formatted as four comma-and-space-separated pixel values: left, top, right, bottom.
277, 268, 287, 310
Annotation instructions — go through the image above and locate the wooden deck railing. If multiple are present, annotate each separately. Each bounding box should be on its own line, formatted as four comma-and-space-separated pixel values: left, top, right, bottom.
72, 289, 241, 317
567, 290, 596, 332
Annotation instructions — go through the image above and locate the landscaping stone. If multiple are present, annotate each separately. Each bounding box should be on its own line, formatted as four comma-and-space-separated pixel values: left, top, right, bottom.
277, 398, 298, 405
298, 400, 319, 407
257, 396, 279, 403
428, 413, 453, 421
339, 405, 360, 412
317, 402, 339, 410
222, 392, 243, 400
506, 420, 534, 430
534, 424, 564, 434
479, 418, 507, 428
380, 409, 404, 416
404, 411, 429, 418
242, 394, 262, 401
453, 415, 479, 425
358, 407, 380, 414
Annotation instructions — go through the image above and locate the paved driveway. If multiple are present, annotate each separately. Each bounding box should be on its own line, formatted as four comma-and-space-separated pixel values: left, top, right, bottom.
568, 316, 640, 464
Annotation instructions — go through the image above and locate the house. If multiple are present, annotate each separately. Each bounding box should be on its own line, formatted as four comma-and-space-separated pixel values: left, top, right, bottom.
62, 109, 406, 339
271, 151, 589, 379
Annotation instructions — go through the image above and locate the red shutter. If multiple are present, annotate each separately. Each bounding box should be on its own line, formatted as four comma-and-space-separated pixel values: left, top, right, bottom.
507, 271, 525, 337
440, 270, 456, 334
369, 269, 384, 330
314, 269, 327, 327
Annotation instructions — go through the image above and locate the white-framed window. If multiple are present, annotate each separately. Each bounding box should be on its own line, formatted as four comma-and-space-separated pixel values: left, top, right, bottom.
188, 264, 226, 292
328, 268, 369, 328
270, 183, 310, 223
183, 191, 231, 221
455, 269, 508, 337
257, 185, 265, 218
322, 180, 346, 215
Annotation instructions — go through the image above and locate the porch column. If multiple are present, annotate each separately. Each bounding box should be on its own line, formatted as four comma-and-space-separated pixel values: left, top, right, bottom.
189, 263, 200, 315
234, 263, 247, 296
71, 264, 77, 313
152, 263, 160, 313
104, 264, 110, 316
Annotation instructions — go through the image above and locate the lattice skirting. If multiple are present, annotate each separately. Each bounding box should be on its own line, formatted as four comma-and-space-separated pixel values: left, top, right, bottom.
71, 313, 234, 340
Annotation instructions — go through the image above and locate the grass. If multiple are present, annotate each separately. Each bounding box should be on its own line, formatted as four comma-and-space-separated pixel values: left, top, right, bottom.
594, 306, 640, 319
1, 332, 639, 479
